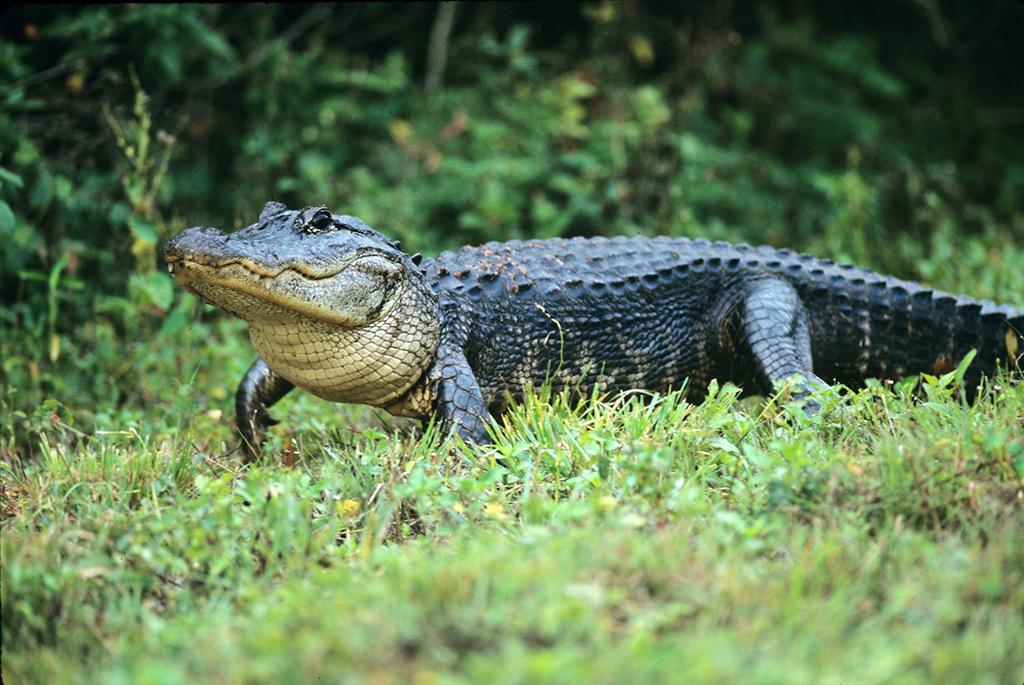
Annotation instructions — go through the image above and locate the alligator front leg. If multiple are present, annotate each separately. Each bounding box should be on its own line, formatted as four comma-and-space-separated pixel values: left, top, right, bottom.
235, 358, 294, 460
432, 346, 493, 444
718, 277, 827, 406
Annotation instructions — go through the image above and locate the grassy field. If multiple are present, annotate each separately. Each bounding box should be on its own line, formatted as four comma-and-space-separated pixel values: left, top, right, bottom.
3, 5, 1024, 683
3, 332, 1023, 683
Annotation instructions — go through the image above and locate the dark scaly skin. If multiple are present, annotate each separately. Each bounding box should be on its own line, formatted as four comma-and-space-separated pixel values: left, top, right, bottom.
165, 203, 1024, 457
419, 235, 1022, 442
236, 359, 293, 455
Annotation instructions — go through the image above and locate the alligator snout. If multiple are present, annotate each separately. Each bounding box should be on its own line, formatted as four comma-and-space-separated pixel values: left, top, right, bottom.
164, 226, 230, 265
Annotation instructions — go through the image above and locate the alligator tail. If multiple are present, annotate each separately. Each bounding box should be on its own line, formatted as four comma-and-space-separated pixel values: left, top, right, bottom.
874, 288, 1022, 399
949, 299, 1022, 397
800, 267, 1022, 397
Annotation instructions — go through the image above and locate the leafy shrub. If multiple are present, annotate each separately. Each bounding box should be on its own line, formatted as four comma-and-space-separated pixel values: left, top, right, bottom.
1, 3, 1022, 451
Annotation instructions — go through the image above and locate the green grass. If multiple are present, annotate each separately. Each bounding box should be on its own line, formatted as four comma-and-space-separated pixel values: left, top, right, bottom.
3, 363, 1023, 684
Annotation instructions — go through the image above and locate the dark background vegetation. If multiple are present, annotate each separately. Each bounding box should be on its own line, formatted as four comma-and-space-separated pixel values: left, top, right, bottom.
2, 2, 1023, 449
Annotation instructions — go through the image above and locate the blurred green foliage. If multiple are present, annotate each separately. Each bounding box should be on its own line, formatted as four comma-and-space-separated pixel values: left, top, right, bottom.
3, 368, 1023, 682
1, 2, 1023, 449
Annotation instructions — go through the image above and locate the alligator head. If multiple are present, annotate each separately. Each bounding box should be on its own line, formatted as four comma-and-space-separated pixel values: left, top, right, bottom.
164, 202, 440, 407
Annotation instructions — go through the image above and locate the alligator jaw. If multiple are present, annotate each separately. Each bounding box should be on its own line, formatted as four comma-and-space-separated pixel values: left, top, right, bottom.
164, 237, 382, 281
167, 254, 403, 327
168, 259, 342, 325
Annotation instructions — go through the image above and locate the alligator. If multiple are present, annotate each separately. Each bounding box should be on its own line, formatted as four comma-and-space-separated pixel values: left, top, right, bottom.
164, 202, 1023, 458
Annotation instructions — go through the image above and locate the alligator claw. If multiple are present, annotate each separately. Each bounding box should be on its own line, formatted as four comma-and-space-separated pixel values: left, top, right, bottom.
235, 359, 295, 462
237, 404, 281, 460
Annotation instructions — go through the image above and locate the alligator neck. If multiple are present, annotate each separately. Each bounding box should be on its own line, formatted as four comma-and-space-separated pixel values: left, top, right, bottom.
247, 279, 441, 407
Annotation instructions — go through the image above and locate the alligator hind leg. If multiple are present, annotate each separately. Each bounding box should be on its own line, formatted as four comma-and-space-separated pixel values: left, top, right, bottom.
720, 277, 827, 407
235, 358, 294, 460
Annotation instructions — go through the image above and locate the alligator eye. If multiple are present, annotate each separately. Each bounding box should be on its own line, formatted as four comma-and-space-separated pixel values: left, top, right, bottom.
310, 210, 333, 232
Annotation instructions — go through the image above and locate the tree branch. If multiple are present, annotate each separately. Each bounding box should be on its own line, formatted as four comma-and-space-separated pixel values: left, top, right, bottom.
424, 2, 457, 94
